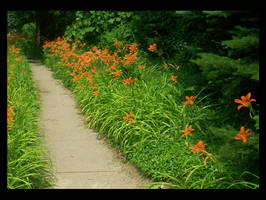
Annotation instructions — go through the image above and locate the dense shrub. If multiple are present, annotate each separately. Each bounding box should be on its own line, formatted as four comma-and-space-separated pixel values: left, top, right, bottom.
191, 25, 259, 128
64, 11, 134, 48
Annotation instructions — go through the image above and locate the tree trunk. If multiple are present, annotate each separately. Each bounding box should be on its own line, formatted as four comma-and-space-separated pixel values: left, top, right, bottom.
36, 11, 52, 47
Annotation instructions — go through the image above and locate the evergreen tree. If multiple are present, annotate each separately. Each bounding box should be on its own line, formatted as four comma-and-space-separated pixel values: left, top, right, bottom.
191, 11, 259, 129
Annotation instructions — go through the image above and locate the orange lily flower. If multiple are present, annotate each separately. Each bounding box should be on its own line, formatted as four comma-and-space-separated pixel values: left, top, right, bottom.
110, 63, 117, 71
7, 106, 15, 124
181, 125, 195, 137
112, 70, 122, 77
234, 92, 256, 110
184, 96, 196, 105
234, 126, 252, 144
148, 43, 157, 52
123, 77, 132, 85
140, 64, 145, 69
15, 56, 22, 62
92, 90, 99, 96
123, 112, 134, 121
113, 39, 120, 49
129, 43, 138, 53
122, 52, 137, 65
189, 140, 213, 166
89, 79, 94, 84
78, 84, 84, 89
93, 46, 98, 52
7, 116, 14, 123
72, 75, 79, 82
92, 84, 97, 89
189, 140, 207, 154
170, 75, 178, 83
133, 77, 138, 83
86, 76, 94, 84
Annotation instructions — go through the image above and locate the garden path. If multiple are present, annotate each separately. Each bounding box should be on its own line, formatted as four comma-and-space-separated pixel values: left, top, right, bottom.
29, 60, 150, 189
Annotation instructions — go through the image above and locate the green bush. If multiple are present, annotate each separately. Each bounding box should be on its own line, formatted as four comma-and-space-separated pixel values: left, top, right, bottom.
9, 23, 43, 60
22, 22, 36, 42
191, 25, 259, 128
64, 11, 134, 46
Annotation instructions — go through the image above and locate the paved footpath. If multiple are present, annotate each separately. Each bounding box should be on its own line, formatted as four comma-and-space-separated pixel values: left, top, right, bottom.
29, 60, 150, 189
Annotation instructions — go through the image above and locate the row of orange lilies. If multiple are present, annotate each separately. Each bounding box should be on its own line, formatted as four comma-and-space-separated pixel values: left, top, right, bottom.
7, 45, 24, 131
43, 37, 142, 97
43, 39, 257, 166
147, 43, 213, 164
181, 97, 213, 166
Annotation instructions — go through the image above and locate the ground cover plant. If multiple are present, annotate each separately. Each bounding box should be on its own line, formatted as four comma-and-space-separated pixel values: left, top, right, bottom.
42, 36, 259, 189
7, 40, 54, 189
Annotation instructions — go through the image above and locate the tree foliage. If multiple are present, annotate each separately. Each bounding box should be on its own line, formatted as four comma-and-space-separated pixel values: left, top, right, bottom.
8, 10, 259, 126
64, 11, 134, 47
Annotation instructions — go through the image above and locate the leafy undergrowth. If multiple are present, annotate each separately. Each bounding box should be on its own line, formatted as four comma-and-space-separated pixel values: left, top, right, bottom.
42, 36, 259, 189
7, 41, 55, 189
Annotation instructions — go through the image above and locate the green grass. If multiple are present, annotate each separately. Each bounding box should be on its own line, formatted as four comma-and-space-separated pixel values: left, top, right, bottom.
7, 43, 55, 189
42, 39, 259, 189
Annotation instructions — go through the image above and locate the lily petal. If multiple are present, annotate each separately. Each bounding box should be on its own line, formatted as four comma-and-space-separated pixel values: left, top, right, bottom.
246, 92, 251, 99
237, 105, 244, 110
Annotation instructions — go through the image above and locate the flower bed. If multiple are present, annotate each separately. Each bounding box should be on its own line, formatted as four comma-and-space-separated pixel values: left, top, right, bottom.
42, 36, 259, 189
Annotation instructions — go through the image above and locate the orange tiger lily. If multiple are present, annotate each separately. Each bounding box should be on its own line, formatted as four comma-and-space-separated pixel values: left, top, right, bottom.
112, 70, 122, 77
184, 96, 196, 105
234, 92, 256, 110
189, 140, 207, 154
234, 126, 252, 144
92, 90, 99, 96
123, 77, 132, 85
189, 140, 213, 166
170, 75, 178, 83
181, 125, 195, 137
78, 84, 83, 89
148, 43, 157, 52
123, 112, 134, 121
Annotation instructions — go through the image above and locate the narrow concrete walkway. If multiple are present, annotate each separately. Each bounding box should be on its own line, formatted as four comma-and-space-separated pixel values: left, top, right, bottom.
29, 60, 150, 189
